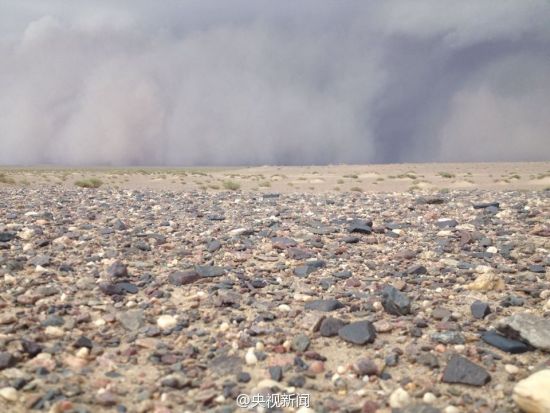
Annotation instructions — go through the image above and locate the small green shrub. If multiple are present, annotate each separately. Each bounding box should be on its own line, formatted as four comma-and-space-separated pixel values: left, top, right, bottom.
222, 180, 240, 191
75, 178, 103, 188
438, 172, 455, 179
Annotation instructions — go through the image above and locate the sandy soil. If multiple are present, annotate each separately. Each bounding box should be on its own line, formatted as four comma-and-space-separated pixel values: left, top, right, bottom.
1, 162, 549, 193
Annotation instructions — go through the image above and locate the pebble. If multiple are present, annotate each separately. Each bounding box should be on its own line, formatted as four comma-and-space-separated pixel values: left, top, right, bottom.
480, 331, 530, 354
157, 315, 177, 330
304, 299, 345, 312
0, 387, 18, 402
319, 317, 346, 337
504, 364, 519, 375
245, 349, 257, 365
389, 387, 411, 408
513, 369, 550, 413
497, 313, 550, 351
381, 285, 412, 316
470, 300, 491, 319
442, 354, 491, 386
338, 320, 376, 345
467, 273, 505, 291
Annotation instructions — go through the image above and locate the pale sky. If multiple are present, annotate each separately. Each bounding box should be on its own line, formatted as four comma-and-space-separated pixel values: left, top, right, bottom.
1, 0, 549, 165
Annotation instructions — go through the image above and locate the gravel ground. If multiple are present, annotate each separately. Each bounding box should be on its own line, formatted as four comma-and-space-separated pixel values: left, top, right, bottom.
0, 187, 549, 413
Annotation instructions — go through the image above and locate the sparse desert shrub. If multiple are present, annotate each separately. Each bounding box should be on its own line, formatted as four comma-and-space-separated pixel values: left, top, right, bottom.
397, 173, 417, 179
350, 186, 363, 192
259, 181, 271, 187
75, 178, 103, 188
438, 172, 455, 179
222, 180, 240, 191
0, 173, 16, 184
343, 174, 358, 179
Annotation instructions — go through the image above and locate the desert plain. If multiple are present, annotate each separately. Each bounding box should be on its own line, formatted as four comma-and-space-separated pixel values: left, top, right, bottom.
0, 162, 549, 413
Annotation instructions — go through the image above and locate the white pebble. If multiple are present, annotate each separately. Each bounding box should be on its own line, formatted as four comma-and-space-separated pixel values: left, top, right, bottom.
454, 344, 465, 353
219, 322, 229, 332
255, 341, 265, 351
389, 388, 411, 409
245, 349, 257, 365
278, 304, 291, 312
76, 347, 89, 359
505, 364, 519, 375
157, 315, 177, 330
444, 406, 460, 413
423, 392, 437, 403
45, 326, 64, 337
487, 246, 498, 254
0, 387, 17, 402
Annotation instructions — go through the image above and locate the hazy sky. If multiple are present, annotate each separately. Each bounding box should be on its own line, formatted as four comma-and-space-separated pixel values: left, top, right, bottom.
1, 0, 549, 165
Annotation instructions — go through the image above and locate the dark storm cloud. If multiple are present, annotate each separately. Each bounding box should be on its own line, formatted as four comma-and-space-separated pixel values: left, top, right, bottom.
0, 0, 549, 165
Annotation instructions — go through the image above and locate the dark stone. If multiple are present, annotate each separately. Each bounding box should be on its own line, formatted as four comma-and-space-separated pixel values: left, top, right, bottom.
407, 264, 427, 275
0, 352, 15, 370
291, 334, 311, 352
169, 271, 201, 286
250, 279, 267, 288
432, 331, 465, 345
293, 265, 317, 278
436, 219, 458, 228
113, 219, 126, 231
42, 315, 64, 327
287, 375, 306, 387
471, 301, 491, 319
343, 236, 360, 244
349, 221, 372, 234
480, 331, 530, 354
237, 372, 251, 383
208, 354, 243, 376
107, 261, 128, 278
417, 353, 439, 368
21, 340, 42, 357
304, 299, 345, 312
500, 295, 524, 307
529, 264, 545, 273
268, 366, 283, 382
195, 265, 225, 277
473, 202, 500, 209
135, 241, 151, 251
206, 239, 222, 253
99, 282, 124, 296
338, 321, 376, 345
29, 255, 51, 267
0, 232, 16, 242
442, 354, 491, 386
385, 353, 399, 367
271, 237, 297, 249
333, 270, 352, 279
425, 197, 445, 205
116, 282, 138, 294
288, 248, 313, 260
74, 336, 94, 350
381, 285, 411, 316
319, 317, 346, 337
